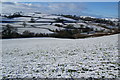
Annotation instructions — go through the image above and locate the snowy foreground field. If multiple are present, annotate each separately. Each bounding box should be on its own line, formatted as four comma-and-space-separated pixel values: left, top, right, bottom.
1, 34, 119, 78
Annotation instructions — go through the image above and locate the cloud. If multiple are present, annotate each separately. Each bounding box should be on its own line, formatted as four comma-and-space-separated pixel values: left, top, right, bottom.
1, 2, 38, 13
1, 2, 117, 18
2, 0, 119, 2
2, 2, 17, 5
1, 2, 88, 15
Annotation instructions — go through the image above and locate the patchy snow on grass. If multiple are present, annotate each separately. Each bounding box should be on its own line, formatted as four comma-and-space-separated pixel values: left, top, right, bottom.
2, 17, 32, 22
33, 14, 50, 18
60, 17, 76, 22
13, 17, 32, 21
36, 19, 55, 22
17, 28, 54, 34
43, 15, 61, 19
0, 23, 3, 29
2, 34, 119, 78
87, 25, 107, 31
25, 23, 51, 25
36, 25, 64, 31
1, 22, 65, 33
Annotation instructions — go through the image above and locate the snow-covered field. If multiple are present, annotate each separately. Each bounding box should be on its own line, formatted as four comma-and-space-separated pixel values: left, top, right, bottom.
17, 28, 54, 34
1, 12, 118, 34
1, 34, 119, 78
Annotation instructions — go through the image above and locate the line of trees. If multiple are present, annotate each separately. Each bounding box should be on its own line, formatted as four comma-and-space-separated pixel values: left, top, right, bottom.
2, 24, 120, 39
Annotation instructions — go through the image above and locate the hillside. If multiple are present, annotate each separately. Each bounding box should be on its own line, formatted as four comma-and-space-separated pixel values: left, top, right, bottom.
2, 34, 119, 78
1, 12, 119, 39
